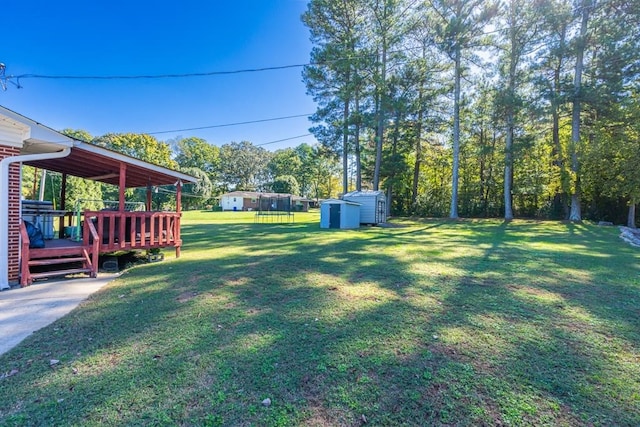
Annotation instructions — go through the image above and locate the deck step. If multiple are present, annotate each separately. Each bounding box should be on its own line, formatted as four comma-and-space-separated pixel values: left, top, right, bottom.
30, 268, 92, 280
29, 257, 87, 267
30, 247, 89, 259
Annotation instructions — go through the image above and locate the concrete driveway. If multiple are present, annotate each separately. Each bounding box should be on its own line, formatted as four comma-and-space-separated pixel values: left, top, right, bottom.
0, 274, 118, 355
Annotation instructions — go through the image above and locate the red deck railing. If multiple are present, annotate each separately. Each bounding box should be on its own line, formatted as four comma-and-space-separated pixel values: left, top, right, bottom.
19, 210, 181, 286
82, 211, 182, 255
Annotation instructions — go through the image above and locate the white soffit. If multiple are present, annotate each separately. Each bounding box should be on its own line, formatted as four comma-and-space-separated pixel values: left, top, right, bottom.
0, 113, 30, 148
0, 106, 74, 153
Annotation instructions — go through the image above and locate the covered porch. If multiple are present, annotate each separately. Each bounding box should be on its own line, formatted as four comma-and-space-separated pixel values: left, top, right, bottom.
18, 140, 197, 286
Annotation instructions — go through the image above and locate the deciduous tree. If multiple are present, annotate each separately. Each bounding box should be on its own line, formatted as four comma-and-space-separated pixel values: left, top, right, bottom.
219, 141, 271, 191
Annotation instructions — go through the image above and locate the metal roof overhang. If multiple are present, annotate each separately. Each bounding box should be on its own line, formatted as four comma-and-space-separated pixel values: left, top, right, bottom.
23, 141, 198, 188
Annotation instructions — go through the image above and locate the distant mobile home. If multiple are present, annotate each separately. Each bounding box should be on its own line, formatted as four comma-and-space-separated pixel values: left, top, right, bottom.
342, 191, 386, 225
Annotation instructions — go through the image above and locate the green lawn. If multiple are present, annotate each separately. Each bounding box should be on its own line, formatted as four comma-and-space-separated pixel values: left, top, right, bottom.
1, 212, 639, 426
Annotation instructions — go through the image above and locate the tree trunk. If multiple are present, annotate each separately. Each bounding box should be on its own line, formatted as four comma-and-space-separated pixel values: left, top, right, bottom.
479, 128, 486, 216
569, 0, 591, 222
354, 90, 362, 191
342, 97, 350, 195
629, 198, 637, 228
504, 116, 514, 220
412, 43, 429, 213
387, 110, 401, 215
485, 131, 497, 217
503, 8, 518, 221
412, 110, 423, 213
551, 9, 570, 219
450, 48, 461, 219
552, 59, 569, 219
373, 44, 387, 191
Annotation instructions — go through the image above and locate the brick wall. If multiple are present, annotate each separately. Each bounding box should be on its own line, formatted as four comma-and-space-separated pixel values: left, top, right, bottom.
0, 145, 21, 284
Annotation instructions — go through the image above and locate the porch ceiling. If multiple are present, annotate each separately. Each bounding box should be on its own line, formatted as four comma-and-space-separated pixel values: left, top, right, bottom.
24, 143, 198, 188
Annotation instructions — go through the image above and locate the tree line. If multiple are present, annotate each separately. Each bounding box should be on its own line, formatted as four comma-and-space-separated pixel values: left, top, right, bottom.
302, 0, 640, 226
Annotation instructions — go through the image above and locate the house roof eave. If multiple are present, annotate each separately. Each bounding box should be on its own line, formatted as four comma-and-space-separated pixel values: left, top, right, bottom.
1, 105, 75, 151
74, 141, 199, 185
1, 105, 199, 188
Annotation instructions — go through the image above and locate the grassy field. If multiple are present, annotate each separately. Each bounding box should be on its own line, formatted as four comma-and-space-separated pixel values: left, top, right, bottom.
1, 211, 639, 426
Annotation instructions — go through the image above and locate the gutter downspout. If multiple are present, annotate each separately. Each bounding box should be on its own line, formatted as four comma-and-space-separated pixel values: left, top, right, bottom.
0, 148, 71, 290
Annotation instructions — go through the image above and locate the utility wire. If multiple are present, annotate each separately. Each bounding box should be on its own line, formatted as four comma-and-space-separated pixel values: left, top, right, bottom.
2, 47, 416, 86
255, 133, 312, 146
146, 113, 313, 135
14, 64, 307, 81
155, 186, 204, 198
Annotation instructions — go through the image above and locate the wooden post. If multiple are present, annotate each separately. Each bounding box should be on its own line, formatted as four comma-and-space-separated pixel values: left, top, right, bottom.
119, 163, 127, 212
175, 180, 182, 258
118, 163, 127, 246
59, 173, 67, 238
176, 180, 182, 214
146, 183, 153, 211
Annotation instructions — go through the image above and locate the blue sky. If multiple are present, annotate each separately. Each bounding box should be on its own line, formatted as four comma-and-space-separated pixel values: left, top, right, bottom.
1, 0, 317, 151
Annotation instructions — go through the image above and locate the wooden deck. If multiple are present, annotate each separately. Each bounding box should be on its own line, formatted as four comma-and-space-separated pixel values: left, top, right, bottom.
20, 219, 99, 287
19, 210, 182, 286
34, 238, 84, 250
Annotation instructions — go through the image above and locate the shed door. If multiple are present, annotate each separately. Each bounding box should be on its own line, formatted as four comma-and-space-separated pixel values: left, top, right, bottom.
376, 199, 386, 224
329, 204, 341, 228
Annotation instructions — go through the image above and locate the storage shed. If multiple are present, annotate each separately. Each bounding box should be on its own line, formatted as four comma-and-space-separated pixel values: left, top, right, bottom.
320, 199, 361, 229
342, 191, 387, 225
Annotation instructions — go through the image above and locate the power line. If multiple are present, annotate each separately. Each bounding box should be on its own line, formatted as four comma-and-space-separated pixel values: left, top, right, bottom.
155, 186, 204, 198
13, 63, 308, 82
1, 48, 411, 87
255, 133, 312, 146
146, 113, 313, 135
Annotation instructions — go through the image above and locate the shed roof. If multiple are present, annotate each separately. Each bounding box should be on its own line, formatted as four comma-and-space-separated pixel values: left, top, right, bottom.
321, 199, 361, 206
342, 190, 385, 198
